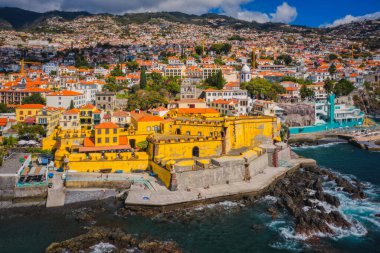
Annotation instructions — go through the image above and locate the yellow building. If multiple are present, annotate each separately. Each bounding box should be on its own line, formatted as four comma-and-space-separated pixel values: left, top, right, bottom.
167, 108, 220, 118
15, 104, 45, 122
35, 107, 64, 136
79, 104, 102, 129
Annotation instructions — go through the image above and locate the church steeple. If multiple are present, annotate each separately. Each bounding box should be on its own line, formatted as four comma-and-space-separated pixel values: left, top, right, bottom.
240, 64, 251, 83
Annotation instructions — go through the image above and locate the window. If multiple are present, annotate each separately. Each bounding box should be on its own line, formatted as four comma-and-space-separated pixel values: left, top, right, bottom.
105, 129, 109, 134
147, 126, 151, 131
97, 129, 101, 134
28, 111, 31, 115
186, 131, 190, 135
113, 129, 117, 134
97, 138, 101, 143
198, 131, 201, 136
113, 137, 117, 143
105, 137, 109, 143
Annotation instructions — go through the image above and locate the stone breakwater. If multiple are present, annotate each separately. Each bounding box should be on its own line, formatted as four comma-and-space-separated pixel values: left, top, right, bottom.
45, 227, 182, 253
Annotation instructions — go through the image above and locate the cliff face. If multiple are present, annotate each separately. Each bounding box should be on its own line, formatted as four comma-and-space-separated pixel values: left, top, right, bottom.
279, 103, 315, 127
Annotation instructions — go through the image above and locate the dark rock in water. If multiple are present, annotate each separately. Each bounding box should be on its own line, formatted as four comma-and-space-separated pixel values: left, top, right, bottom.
45, 227, 182, 253
250, 224, 264, 232
267, 166, 365, 237
375, 214, 380, 218
267, 206, 278, 219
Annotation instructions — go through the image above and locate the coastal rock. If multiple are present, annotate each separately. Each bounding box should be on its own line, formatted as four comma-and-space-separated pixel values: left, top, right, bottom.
267, 166, 362, 237
45, 227, 182, 253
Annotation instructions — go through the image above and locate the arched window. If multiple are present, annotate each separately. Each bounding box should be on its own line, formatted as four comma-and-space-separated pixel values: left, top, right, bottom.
192, 146, 200, 157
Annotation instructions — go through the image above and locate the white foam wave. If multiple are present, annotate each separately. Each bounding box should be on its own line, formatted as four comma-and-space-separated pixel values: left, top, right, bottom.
292, 142, 345, 150
193, 201, 244, 211
261, 195, 278, 203
90, 242, 116, 253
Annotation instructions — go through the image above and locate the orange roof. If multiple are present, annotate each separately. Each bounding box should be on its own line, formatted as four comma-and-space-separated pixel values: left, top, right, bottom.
285, 87, 298, 91
83, 137, 95, 147
94, 122, 118, 129
137, 116, 164, 122
213, 99, 238, 105
0, 118, 7, 126
47, 90, 82, 96
81, 104, 95, 109
177, 108, 219, 114
113, 110, 129, 117
63, 108, 80, 115
17, 104, 45, 109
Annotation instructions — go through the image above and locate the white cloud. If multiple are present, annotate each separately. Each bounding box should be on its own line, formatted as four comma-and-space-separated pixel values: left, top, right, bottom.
270, 2, 297, 23
0, 0, 298, 24
322, 11, 380, 28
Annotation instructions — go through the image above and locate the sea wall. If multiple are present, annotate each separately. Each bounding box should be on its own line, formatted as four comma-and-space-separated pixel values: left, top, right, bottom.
175, 156, 246, 191
0, 176, 16, 200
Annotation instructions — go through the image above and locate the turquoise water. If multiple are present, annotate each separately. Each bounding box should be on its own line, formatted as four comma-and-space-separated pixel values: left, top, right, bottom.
0, 143, 379, 253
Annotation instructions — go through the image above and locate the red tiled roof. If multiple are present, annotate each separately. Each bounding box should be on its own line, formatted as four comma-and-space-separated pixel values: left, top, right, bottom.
137, 116, 164, 122
17, 104, 45, 109
94, 122, 118, 129
83, 137, 95, 147
47, 90, 82, 96
177, 108, 219, 114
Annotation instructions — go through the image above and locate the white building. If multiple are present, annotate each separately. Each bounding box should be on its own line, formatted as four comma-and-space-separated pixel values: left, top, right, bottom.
43, 63, 58, 75
46, 90, 86, 109
240, 64, 252, 83
59, 108, 80, 130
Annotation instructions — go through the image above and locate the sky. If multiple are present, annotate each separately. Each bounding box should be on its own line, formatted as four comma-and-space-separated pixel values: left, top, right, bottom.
0, 0, 379, 27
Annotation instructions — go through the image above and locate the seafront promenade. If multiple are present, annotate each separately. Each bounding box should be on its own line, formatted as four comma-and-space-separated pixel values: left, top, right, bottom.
124, 157, 316, 208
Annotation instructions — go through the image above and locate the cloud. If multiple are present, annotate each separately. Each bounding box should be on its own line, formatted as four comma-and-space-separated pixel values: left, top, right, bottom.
322, 11, 380, 28
270, 2, 297, 23
0, 0, 298, 24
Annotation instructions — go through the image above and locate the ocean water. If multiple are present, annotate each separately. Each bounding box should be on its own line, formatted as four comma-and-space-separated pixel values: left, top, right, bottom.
0, 143, 379, 253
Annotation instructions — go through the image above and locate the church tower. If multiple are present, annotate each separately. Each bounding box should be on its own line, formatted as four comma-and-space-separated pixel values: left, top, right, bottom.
240, 64, 252, 83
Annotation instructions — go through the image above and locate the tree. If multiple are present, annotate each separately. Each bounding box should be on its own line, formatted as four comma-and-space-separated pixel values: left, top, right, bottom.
324, 79, 335, 93
69, 100, 74, 109
195, 45, 204, 56
136, 140, 149, 151
205, 70, 226, 89
300, 84, 314, 100
328, 54, 338, 61
126, 61, 139, 72
140, 67, 147, 90
241, 78, 285, 101
22, 93, 45, 105
328, 63, 336, 76
276, 54, 292, 65
110, 63, 124, 77
13, 124, 46, 139
283, 55, 292, 65
75, 54, 90, 68
211, 43, 232, 55
0, 103, 9, 113
333, 79, 355, 97
127, 90, 168, 111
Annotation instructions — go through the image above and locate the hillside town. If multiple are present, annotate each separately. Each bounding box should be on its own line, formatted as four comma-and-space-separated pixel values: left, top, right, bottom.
0, 2, 380, 252
0, 12, 379, 210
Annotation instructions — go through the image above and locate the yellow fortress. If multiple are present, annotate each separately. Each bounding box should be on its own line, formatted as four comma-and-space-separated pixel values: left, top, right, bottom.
45, 109, 281, 188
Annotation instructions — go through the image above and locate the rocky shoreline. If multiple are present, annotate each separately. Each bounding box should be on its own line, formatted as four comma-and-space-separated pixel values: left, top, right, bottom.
266, 166, 365, 237
120, 164, 369, 239
45, 226, 182, 253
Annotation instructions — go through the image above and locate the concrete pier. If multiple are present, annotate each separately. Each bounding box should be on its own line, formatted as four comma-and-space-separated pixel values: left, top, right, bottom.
125, 158, 316, 207
46, 174, 65, 208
